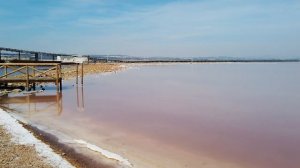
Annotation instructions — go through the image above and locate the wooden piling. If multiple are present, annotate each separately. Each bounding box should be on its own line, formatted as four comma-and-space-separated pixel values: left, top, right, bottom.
56, 64, 59, 91
32, 66, 36, 90
4, 65, 7, 87
4, 65, 7, 78
81, 63, 83, 85
59, 64, 62, 91
26, 66, 29, 91
76, 64, 79, 85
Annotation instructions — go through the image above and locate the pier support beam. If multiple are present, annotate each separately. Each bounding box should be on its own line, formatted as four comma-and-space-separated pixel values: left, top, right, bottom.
81, 63, 84, 85
59, 64, 62, 91
76, 64, 79, 85
56, 64, 59, 92
26, 66, 29, 91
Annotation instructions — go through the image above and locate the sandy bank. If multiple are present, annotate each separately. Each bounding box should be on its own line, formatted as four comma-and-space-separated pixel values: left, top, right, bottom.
0, 109, 74, 168
0, 108, 133, 168
0, 126, 52, 168
60, 63, 124, 80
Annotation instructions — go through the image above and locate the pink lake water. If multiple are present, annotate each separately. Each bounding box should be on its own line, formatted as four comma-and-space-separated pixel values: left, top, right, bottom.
1, 63, 300, 168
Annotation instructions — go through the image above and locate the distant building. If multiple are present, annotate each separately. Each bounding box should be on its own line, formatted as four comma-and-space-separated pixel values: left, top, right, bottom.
57, 55, 88, 63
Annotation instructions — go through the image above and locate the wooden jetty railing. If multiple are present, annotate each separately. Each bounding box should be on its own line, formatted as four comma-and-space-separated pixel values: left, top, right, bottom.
0, 63, 62, 91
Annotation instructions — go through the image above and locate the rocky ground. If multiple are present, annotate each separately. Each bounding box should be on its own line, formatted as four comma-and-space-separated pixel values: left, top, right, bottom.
0, 126, 52, 168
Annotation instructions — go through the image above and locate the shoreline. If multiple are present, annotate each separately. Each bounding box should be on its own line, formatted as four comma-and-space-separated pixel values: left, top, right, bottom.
22, 121, 115, 168
0, 108, 133, 168
0, 63, 130, 168
0, 109, 74, 168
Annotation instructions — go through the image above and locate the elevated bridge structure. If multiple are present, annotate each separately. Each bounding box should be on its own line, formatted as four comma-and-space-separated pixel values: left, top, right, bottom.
0, 47, 72, 61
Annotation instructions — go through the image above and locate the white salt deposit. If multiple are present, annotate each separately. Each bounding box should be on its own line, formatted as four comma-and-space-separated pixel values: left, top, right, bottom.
74, 139, 133, 167
0, 109, 74, 168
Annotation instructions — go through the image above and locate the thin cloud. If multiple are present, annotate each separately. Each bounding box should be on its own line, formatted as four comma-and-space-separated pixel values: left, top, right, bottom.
0, 0, 299, 57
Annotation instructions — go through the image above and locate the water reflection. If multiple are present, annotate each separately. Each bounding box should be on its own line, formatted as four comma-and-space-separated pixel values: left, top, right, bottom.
0, 85, 86, 115
76, 86, 85, 112
0, 92, 63, 115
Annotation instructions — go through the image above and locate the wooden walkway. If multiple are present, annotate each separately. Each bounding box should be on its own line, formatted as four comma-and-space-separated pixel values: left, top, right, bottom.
0, 63, 62, 91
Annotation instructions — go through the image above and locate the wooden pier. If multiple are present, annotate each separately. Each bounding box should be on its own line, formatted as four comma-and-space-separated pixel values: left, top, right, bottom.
0, 63, 62, 91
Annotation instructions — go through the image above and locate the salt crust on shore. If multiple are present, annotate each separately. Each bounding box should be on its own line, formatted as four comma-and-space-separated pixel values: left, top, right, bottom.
74, 139, 133, 167
0, 109, 74, 168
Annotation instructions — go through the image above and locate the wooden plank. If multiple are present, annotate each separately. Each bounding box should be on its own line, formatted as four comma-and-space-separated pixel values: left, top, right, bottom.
76, 64, 78, 84
26, 66, 29, 91
81, 63, 83, 84
56, 64, 59, 91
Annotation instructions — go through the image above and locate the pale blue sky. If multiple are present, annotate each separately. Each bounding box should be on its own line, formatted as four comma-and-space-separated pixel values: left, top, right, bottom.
0, 0, 299, 57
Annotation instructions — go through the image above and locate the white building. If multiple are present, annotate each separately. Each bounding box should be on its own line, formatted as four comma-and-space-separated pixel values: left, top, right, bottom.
57, 55, 88, 63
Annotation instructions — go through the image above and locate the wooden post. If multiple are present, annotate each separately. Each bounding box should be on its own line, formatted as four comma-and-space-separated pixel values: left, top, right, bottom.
56, 64, 59, 92
81, 63, 83, 85
32, 66, 36, 90
26, 65, 29, 91
4, 65, 7, 87
18, 51, 21, 60
0, 50, 2, 60
59, 64, 62, 91
76, 64, 79, 84
4, 65, 7, 78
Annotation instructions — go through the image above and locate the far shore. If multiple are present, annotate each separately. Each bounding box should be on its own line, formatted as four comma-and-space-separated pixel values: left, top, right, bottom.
59, 63, 125, 80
